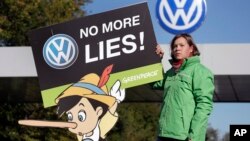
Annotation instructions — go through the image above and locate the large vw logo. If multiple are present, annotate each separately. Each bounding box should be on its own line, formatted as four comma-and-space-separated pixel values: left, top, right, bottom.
156, 0, 207, 34
43, 34, 78, 69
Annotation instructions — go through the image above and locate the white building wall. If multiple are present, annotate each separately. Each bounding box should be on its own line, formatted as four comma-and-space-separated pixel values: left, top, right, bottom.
0, 47, 37, 77
161, 44, 250, 75
0, 44, 250, 77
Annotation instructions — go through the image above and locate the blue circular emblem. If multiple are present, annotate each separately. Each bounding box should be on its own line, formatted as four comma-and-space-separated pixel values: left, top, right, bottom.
156, 0, 207, 34
43, 34, 78, 69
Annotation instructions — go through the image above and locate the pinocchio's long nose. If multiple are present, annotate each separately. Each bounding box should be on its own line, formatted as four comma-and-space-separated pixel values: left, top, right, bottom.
18, 120, 77, 129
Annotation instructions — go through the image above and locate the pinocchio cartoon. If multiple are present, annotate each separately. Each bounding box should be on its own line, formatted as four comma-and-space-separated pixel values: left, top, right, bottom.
19, 64, 125, 141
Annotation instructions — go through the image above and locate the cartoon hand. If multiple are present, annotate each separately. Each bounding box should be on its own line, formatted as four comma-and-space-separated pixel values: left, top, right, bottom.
109, 80, 125, 103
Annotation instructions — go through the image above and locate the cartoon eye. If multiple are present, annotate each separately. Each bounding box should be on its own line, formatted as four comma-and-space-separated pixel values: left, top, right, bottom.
78, 110, 86, 122
67, 112, 73, 121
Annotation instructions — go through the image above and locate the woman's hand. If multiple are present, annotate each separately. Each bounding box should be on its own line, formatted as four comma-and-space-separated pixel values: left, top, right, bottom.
155, 44, 164, 58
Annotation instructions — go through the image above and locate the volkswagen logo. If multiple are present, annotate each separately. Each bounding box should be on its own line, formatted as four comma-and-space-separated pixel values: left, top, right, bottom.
43, 34, 79, 69
156, 0, 207, 34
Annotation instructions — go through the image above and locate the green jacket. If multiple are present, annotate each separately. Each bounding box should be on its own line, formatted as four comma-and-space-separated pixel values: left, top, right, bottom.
152, 56, 214, 141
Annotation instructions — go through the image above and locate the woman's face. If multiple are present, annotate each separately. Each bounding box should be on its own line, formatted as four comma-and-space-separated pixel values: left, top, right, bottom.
172, 37, 193, 60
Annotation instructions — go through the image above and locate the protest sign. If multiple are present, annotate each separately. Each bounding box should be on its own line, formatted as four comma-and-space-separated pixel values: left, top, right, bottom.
29, 2, 163, 107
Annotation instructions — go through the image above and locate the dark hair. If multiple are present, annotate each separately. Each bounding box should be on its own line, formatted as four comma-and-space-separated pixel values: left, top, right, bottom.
170, 33, 200, 59
57, 95, 109, 119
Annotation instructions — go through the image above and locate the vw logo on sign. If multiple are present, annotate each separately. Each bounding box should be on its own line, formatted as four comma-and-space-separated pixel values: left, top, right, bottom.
43, 34, 78, 69
156, 0, 207, 34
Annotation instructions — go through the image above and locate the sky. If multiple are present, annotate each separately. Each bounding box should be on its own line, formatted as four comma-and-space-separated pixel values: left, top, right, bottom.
82, 0, 250, 139
83, 0, 250, 44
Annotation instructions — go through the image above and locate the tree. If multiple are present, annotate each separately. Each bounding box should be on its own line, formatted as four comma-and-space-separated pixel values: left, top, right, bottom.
0, 0, 91, 46
107, 103, 161, 141
0, 103, 76, 141
0, 0, 92, 140
206, 124, 219, 141
221, 132, 229, 141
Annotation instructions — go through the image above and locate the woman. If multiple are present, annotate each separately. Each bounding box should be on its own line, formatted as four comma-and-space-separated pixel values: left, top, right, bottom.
153, 34, 214, 141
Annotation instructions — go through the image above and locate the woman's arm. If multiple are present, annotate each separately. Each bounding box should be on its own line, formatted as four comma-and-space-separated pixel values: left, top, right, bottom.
188, 66, 215, 141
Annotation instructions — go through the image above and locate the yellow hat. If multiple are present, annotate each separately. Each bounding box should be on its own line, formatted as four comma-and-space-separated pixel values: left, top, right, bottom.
55, 73, 115, 108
